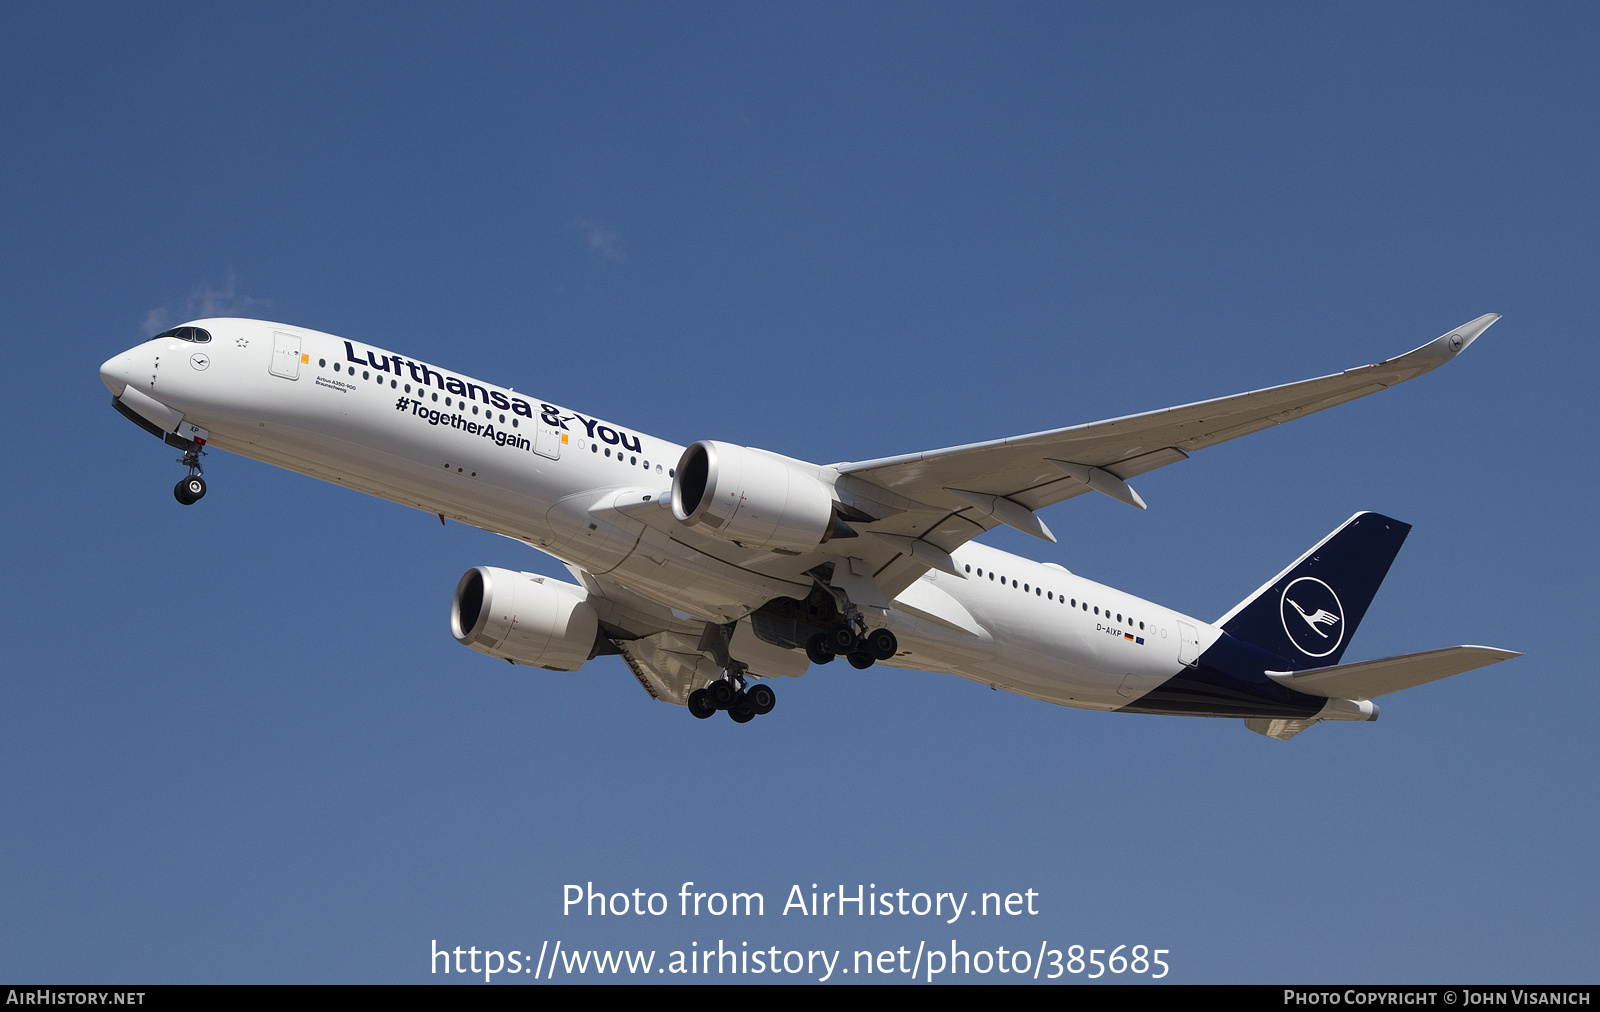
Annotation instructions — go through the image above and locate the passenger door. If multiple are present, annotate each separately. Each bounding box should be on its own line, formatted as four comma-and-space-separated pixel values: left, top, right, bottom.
270, 331, 301, 379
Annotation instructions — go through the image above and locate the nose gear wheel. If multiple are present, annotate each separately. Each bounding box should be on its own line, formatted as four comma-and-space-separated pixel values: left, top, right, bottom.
173, 446, 207, 505
174, 474, 207, 505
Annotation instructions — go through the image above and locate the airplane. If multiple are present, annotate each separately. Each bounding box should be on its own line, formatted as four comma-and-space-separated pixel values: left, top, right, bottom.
98, 314, 1518, 740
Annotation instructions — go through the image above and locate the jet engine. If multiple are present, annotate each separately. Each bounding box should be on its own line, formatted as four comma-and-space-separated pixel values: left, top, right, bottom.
671, 440, 847, 553
450, 567, 600, 671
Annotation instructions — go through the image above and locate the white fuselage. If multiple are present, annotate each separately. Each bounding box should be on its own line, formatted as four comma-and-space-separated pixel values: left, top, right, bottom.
100, 318, 1222, 712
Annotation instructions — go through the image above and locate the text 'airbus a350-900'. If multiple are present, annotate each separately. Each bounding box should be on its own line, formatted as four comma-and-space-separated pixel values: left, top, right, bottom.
100, 315, 1517, 740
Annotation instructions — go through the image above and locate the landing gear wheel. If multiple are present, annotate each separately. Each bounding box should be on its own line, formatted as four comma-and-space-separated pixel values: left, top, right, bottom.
748, 683, 776, 715
709, 680, 735, 707
829, 625, 857, 654
805, 633, 835, 666
174, 475, 206, 505
687, 688, 716, 719
728, 696, 755, 723
866, 628, 898, 660
848, 652, 875, 670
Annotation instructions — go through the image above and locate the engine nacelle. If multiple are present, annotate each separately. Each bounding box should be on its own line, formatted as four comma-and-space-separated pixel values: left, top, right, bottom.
671, 440, 839, 553
451, 567, 600, 671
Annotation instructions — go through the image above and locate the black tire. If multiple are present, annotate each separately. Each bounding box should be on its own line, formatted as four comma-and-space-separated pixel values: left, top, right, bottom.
709, 680, 735, 707
173, 476, 204, 505
867, 628, 898, 660
848, 652, 875, 670
829, 625, 857, 653
805, 633, 835, 665
728, 702, 755, 723
748, 683, 776, 715
687, 688, 716, 719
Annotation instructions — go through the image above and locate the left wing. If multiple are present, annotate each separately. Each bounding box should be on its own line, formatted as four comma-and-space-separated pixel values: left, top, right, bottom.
568, 317, 1497, 624
832, 316, 1498, 589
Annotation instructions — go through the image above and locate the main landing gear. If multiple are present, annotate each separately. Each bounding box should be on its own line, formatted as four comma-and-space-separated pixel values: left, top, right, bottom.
806, 625, 897, 670
799, 571, 896, 670
173, 446, 207, 505
687, 620, 777, 723
688, 673, 777, 723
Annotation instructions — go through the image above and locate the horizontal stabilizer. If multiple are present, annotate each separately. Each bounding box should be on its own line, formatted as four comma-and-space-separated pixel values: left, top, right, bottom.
1267, 645, 1520, 700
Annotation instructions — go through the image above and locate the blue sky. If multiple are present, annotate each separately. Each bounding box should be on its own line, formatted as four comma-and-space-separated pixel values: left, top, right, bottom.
1, 2, 1595, 983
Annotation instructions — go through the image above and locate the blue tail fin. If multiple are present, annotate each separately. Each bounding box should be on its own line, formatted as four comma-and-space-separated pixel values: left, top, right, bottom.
1217, 512, 1411, 671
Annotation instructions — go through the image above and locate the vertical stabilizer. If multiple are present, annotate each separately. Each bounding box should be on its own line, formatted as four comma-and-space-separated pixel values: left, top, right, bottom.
1217, 512, 1411, 671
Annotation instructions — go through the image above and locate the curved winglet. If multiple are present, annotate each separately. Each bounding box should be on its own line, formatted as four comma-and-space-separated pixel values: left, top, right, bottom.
1361, 313, 1500, 378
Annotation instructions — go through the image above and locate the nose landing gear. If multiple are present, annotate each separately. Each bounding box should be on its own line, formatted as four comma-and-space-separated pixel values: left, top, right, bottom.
173, 446, 207, 505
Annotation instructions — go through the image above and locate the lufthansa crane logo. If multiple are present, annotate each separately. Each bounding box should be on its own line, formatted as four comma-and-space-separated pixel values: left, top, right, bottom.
1279, 576, 1344, 658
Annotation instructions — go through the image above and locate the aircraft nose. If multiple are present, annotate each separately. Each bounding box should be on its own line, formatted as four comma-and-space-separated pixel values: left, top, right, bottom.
99, 348, 139, 396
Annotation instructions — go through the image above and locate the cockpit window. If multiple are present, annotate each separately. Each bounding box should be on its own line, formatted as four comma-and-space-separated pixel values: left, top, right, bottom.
151, 326, 211, 344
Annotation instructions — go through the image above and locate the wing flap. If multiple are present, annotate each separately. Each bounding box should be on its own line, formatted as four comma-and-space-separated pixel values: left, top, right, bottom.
616, 633, 716, 706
